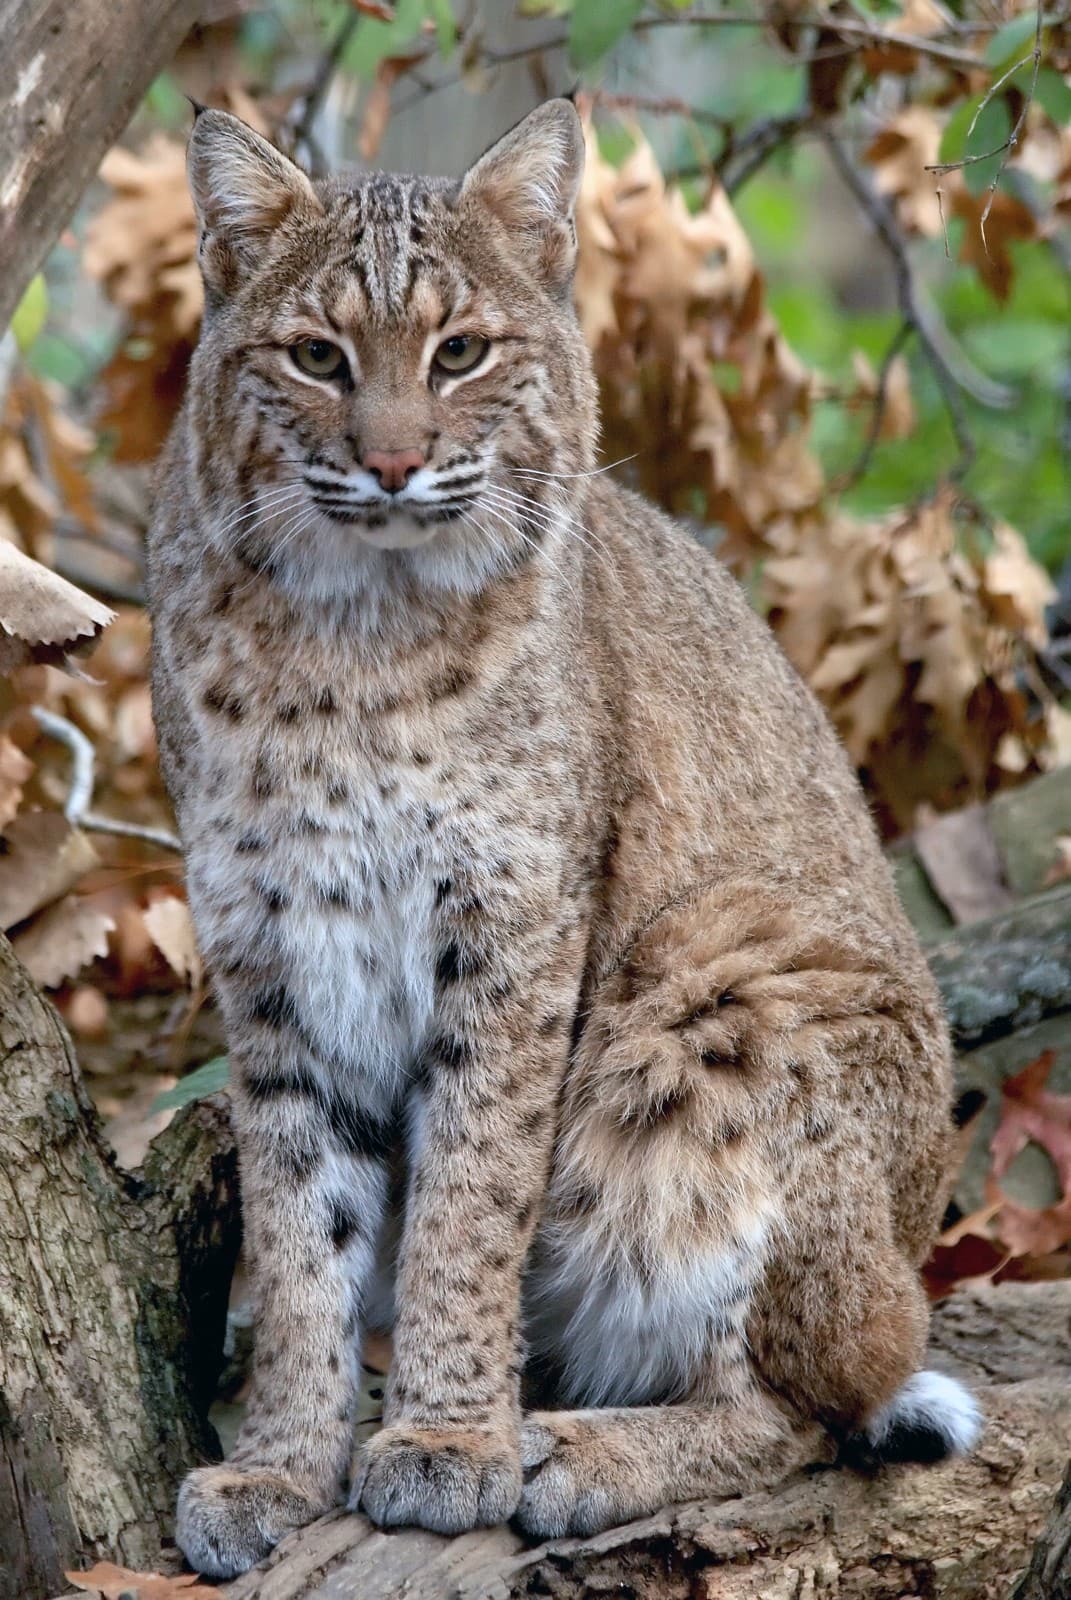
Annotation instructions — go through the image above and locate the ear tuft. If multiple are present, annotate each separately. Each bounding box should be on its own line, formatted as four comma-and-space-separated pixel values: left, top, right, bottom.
461, 99, 585, 238
187, 110, 321, 289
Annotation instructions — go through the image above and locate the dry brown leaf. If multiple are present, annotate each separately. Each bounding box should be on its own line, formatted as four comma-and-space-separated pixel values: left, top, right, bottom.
12, 894, 115, 988
0, 734, 33, 828
0, 812, 99, 929
850, 349, 916, 440
987, 1051, 1071, 1256
0, 541, 115, 674
358, 54, 423, 160
865, 107, 946, 236
66, 1561, 221, 1600
951, 187, 1036, 302
143, 895, 203, 988
1044, 835, 1071, 886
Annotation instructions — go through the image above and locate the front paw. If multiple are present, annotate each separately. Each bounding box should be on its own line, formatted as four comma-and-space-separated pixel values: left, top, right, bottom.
176, 1465, 328, 1579
351, 1424, 521, 1534
515, 1416, 620, 1539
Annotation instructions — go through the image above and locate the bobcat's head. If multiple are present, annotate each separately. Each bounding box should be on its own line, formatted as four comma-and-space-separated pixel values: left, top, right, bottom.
182, 99, 597, 601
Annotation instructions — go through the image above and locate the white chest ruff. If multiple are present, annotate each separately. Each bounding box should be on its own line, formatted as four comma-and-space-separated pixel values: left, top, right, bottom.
186, 769, 440, 1114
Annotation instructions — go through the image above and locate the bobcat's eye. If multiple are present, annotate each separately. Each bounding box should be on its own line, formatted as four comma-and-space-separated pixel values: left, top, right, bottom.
434, 335, 489, 376
290, 339, 348, 380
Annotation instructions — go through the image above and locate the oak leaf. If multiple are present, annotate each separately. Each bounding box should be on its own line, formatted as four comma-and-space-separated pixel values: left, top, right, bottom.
987, 1051, 1071, 1256
66, 1562, 221, 1599
11, 894, 115, 988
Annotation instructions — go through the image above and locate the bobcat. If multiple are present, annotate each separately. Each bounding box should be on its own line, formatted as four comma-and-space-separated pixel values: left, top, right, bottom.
148, 100, 979, 1580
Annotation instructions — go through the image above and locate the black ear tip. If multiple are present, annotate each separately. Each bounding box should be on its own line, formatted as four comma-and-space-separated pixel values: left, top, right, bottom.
562, 83, 582, 105
186, 95, 209, 122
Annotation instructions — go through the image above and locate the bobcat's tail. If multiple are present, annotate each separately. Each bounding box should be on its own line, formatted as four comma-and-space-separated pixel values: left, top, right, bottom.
857, 1369, 982, 1463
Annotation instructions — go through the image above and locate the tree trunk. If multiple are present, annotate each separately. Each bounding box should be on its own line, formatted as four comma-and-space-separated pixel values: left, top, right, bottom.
0, 934, 238, 1600
1013, 1463, 1071, 1600
0, 0, 203, 335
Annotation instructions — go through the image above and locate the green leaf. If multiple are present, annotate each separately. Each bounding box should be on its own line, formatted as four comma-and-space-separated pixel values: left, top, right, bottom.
11, 275, 48, 352
1034, 66, 1071, 126
983, 10, 1039, 73
568, 0, 642, 68
344, 0, 427, 78
152, 1056, 230, 1112
940, 94, 1013, 195
144, 71, 190, 127
425, 0, 457, 57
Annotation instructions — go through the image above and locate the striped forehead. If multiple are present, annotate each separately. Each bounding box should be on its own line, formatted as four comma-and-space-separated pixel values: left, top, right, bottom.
340, 176, 457, 320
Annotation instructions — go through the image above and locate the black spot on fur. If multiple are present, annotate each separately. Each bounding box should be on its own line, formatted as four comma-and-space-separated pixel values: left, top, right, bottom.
249, 986, 298, 1031
326, 1093, 398, 1163
203, 683, 245, 721
328, 1199, 362, 1250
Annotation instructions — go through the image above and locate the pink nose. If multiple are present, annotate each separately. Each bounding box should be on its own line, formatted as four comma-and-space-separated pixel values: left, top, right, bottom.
362, 447, 426, 494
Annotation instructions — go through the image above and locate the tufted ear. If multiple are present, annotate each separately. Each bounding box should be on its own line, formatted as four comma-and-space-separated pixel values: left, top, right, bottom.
187, 109, 322, 292
460, 100, 585, 289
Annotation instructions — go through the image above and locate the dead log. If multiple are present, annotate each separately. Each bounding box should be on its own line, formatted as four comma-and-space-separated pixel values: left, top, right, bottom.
0, 933, 238, 1600
0, 0, 203, 334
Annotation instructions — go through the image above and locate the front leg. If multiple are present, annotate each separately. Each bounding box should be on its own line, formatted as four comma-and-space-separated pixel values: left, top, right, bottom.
177, 1041, 391, 1578
353, 905, 581, 1535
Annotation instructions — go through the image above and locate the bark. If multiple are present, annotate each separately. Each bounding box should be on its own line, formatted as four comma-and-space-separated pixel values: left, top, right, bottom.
928, 883, 1071, 1050
1014, 1463, 1071, 1600
0, 0, 203, 335
0, 935, 239, 1600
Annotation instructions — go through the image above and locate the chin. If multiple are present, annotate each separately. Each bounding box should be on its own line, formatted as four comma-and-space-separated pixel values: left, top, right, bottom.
355, 514, 441, 551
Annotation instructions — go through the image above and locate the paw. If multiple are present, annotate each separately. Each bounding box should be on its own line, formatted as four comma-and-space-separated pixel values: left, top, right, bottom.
351, 1423, 521, 1534
515, 1417, 620, 1539
175, 1465, 327, 1579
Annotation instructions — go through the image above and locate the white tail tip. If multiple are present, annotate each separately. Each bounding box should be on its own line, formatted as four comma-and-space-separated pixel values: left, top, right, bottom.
865, 1370, 982, 1461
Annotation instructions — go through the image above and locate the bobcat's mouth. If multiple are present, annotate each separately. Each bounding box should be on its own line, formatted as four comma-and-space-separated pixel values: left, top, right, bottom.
303, 469, 481, 547
308, 493, 475, 549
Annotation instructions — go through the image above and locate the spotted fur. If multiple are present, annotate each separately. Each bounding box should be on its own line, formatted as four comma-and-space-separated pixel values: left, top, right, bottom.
148, 102, 978, 1580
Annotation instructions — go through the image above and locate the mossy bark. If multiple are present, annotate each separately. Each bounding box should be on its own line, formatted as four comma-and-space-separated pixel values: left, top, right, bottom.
0, 935, 238, 1600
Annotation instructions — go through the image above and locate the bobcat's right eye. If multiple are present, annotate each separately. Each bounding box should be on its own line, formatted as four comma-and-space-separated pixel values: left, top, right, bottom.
290, 339, 348, 381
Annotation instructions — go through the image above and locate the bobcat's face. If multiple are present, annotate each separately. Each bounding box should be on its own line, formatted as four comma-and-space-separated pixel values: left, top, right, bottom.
184, 104, 597, 598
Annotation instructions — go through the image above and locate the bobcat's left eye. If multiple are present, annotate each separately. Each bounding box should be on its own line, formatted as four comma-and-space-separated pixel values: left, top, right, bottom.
434, 335, 489, 375
291, 339, 348, 380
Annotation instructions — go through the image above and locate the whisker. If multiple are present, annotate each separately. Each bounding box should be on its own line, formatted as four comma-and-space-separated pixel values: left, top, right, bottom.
512, 454, 637, 481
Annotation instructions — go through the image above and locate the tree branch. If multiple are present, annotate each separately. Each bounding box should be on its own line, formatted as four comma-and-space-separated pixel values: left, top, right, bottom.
821, 129, 977, 480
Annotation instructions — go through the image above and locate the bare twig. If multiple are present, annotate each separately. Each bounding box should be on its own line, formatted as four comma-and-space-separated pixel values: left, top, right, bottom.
834, 320, 913, 494
821, 129, 977, 479
31, 707, 182, 853
720, 110, 813, 194
586, 90, 729, 132
288, 9, 362, 171
923, 6, 1044, 251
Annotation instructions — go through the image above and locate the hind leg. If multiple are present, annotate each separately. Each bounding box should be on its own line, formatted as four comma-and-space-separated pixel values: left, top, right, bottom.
517, 1391, 823, 1538
522, 883, 970, 1539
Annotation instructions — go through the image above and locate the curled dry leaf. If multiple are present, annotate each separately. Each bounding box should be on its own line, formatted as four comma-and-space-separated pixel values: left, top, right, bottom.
66, 1561, 221, 1599
951, 188, 1037, 303
142, 894, 203, 988
0, 734, 33, 829
0, 540, 115, 675
850, 349, 916, 440
987, 1050, 1071, 1256
865, 106, 946, 237
0, 812, 98, 929
11, 893, 115, 988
